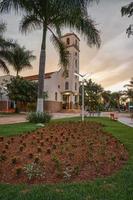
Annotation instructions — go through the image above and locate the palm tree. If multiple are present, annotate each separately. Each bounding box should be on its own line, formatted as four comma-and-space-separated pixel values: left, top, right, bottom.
0, 22, 15, 73
0, 0, 101, 112
101, 91, 112, 110
124, 78, 133, 88
121, 2, 133, 37
0, 44, 36, 76
111, 91, 123, 112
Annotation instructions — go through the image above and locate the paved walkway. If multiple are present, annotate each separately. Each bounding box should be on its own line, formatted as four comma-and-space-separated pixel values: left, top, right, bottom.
0, 112, 132, 128
118, 116, 133, 128
0, 113, 80, 125
0, 114, 27, 125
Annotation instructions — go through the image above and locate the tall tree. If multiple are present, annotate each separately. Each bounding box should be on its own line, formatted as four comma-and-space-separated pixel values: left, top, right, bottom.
111, 91, 123, 112
0, 0, 101, 112
101, 90, 112, 111
0, 22, 14, 73
0, 43, 36, 76
124, 78, 133, 104
121, 2, 133, 37
80, 79, 103, 112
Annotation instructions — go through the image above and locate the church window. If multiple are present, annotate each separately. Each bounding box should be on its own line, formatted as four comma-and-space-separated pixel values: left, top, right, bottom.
75, 83, 77, 90
66, 38, 70, 45
65, 82, 69, 90
55, 92, 58, 101
75, 59, 78, 68
75, 39, 78, 46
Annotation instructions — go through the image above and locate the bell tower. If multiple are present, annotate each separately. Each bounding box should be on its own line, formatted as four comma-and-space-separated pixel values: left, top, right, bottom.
60, 33, 80, 109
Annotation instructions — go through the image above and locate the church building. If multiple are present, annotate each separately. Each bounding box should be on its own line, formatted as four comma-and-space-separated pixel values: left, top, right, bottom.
25, 33, 80, 112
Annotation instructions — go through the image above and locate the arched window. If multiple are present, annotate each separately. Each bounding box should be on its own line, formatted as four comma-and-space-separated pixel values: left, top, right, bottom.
75, 39, 78, 46
75, 83, 77, 90
66, 38, 70, 45
65, 82, 69, 90
55, 92, 58, 101
75, 59, 78, 68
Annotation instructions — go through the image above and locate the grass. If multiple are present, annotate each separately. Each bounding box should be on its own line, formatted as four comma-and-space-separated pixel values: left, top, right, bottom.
0, 122, 38, 137
0, 117, 133, 200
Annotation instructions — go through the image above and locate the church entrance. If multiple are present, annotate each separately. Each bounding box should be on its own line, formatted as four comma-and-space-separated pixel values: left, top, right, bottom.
62, 94, 71, 109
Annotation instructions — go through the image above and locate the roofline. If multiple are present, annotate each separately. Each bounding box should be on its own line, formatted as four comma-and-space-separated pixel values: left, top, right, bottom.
61, 33, 80, 41
23, 71, 57, 81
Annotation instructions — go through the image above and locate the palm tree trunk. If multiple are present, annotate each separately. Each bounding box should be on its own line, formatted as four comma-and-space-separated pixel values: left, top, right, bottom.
37, 24, 47, 113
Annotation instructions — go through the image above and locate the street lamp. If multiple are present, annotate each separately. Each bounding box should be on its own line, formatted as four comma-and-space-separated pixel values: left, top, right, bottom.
74, 72, 92, 122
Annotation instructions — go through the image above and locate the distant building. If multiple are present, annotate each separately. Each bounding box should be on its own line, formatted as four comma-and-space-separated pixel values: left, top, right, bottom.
0, 33, 80, 112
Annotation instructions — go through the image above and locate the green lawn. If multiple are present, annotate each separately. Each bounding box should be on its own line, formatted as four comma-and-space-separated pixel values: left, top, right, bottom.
0, 117, 133, 200
0, 122, 38, 137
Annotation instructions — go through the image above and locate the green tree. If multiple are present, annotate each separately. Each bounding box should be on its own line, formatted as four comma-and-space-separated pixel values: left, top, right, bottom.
0, 43, 36, 76
121, 2, 133, 37
101, 90, 112, 111
0, 0, 101, 112
80, 79, 103, 112
0, 22, 15, 73
111, 91, 123, 112
6, 76, 38, 112
124, 78, 133, 104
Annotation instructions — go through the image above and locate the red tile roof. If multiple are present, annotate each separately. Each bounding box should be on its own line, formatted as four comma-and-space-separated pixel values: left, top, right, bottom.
24, 72, 55, 81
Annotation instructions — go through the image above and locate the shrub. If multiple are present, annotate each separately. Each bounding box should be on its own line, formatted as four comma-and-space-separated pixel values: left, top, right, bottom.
24, 162, 44, 180
27, 112, 51, 123
11, 157, 17, 164
0, 154, 6, 162
52, 155, 62, 176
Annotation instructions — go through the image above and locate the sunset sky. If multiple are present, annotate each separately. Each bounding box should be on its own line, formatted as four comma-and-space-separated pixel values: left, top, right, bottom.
0, 0, 133, 91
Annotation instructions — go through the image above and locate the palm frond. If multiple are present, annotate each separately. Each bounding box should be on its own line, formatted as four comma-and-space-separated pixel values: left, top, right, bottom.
0, 37, 15, 49
20, 14, 42, 34
50, 33, 69, 68
0, 58, 9, 74
0, 0, 30, 13
121, 2, 133, 17
0, 22, 6, 35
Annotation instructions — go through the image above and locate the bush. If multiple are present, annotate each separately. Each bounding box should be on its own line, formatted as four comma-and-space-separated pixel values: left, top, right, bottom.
27, 112, 51, 123
24, 162, 44, 180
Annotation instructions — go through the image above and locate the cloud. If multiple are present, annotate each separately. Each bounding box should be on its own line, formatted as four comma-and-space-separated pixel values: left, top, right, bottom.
87, 32, 133, 87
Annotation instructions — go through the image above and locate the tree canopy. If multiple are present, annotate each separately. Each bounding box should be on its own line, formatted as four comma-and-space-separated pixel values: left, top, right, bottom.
6, 76, 38, 103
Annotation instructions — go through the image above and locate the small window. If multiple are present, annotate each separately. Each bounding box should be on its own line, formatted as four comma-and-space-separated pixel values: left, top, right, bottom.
66, 38, 70, 45
75, 59, 78, 68
66, 70, 69, 78
55, 92, 58, 101
75, 39, 78, 46
65, 82, 69, 90
58, 85, 60, 89
75, 83, 77, 90
75, 52, 77, 56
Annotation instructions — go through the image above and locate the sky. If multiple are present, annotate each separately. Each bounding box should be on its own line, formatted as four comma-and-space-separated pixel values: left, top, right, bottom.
0, 0, 133, 91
